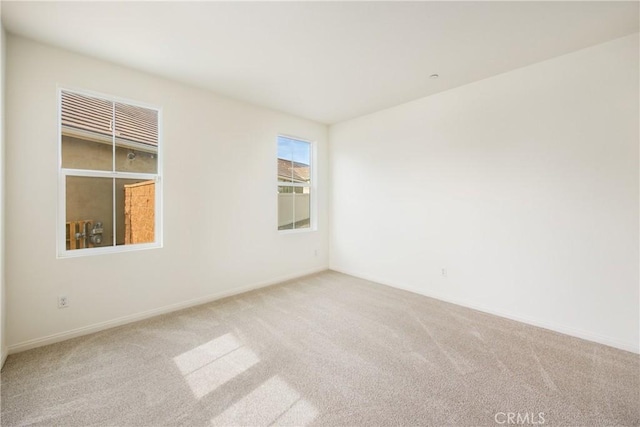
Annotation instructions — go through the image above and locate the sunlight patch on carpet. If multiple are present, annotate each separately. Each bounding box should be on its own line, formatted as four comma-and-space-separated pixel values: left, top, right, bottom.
174, 333, 260, 398
211, 375, 318, 426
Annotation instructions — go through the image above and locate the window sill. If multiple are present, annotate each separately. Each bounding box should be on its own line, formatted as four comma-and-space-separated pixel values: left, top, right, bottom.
57, 242, 162, 259
278, 228, 316, 235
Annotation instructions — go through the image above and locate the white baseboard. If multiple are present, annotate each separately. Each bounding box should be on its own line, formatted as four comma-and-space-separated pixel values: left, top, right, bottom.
1, 347, 7, 369
8, 267, 328, 355
330, 267, 639, 355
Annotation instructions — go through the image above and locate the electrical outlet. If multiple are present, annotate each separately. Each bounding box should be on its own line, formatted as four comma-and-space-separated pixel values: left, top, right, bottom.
441, 268, 448, 278
58, 295, 69, 309
314, 249, 318, 257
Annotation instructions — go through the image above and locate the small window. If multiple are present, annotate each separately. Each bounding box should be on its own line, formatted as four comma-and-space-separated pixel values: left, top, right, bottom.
277, 135, 313, 231
58, 89, 162, 257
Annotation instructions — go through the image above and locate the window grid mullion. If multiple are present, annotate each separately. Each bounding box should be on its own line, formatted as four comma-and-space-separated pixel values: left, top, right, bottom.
61, 169, 158, 181
277, 182, 309, 188
111, 177, 116, 248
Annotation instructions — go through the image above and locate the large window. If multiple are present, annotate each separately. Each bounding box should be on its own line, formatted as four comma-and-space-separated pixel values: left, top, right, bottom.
58, 89, 162, 257
277, 135, 313, 231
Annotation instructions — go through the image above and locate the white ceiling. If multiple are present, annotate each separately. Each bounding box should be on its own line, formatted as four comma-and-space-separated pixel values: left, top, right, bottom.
2, 1, 638, 124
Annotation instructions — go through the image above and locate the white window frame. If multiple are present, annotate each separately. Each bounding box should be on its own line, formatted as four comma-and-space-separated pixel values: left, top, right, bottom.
277, 134, 317, 234
57, 87, 163, 258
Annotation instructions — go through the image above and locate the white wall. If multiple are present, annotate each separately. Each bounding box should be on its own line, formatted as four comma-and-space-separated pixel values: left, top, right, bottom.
330, 34, 639, 353
0, 20, 7, 366
5, 36, 329, 352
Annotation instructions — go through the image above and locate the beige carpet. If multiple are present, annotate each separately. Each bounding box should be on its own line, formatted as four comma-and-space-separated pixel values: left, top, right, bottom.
1, 271, 638, 426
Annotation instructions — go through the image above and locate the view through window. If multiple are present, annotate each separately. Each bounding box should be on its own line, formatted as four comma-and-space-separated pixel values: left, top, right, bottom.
277, 136, 312, 231
59, 90, 161, 255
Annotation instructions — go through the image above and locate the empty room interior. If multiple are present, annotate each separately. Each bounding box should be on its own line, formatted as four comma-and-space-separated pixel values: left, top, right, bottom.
0, 1, 638, 426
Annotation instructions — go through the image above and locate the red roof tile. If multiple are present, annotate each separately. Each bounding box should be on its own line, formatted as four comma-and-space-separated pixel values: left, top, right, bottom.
278, 158, 310, 183
61, 91, 158, 147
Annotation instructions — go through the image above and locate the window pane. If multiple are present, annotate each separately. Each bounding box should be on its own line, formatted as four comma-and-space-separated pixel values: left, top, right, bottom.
294, 188, 311, 230
116, 178, 156, 245
278, 186, 310, 230
114, 103, 159, 173
277, 158, 294, 183
277, 137, 294, 183
277, 136, 310, 183
61, 91, 113, 170
66, 176, 113, 249
278, 186, 295, 230
59, 90, 162, 257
